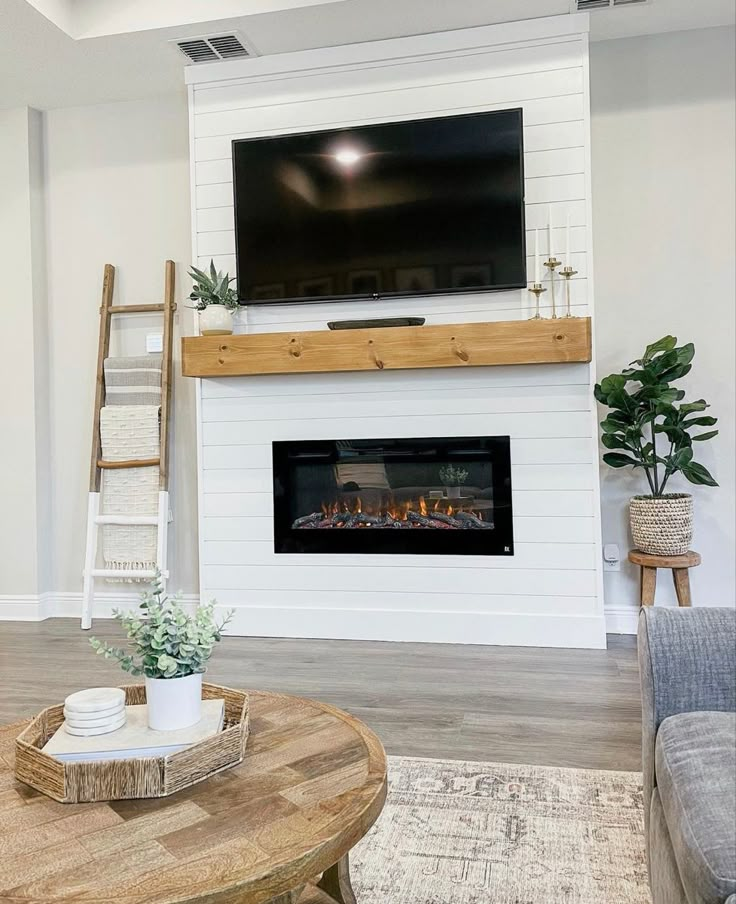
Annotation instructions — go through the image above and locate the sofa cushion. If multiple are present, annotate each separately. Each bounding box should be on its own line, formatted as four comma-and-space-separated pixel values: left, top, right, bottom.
656, 711, 736, 904
650, 786, 688, 904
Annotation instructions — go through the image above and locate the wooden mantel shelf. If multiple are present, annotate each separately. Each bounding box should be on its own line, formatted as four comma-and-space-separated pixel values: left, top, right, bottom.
181, 317, 592, 378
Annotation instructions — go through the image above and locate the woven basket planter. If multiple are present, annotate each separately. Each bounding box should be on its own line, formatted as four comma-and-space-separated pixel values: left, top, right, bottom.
630, 494, 693, 556
15, 682, 249, 803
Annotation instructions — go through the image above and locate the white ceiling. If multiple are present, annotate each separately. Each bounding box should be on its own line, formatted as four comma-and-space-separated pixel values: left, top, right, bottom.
27, 0, 346, 39
2, 0, 734, 111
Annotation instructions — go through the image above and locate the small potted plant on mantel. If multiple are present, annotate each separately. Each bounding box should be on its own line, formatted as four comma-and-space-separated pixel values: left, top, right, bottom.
188, 259, 239, 336
90, 575, 233, 731
439, 464, 469, 499
595, 336, 718, 556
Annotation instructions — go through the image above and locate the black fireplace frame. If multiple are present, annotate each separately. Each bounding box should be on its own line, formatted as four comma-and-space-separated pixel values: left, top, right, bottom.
272, 436, 514, 556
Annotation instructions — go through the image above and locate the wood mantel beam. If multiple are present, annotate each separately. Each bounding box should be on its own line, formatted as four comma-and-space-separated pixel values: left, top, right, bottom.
181, 317, 592, 378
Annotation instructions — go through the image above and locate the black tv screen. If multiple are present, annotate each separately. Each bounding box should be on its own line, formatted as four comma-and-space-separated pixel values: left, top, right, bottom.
232, 108, 526, 304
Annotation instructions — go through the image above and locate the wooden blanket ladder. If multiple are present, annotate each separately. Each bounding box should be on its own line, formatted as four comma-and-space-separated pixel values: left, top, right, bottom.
81, 261, 176, 629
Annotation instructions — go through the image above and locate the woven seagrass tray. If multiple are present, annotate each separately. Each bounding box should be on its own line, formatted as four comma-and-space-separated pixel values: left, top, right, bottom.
14, 682, 249, 803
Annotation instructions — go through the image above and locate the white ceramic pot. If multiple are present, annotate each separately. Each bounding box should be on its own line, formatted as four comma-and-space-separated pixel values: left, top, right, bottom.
145, 673, 202, 731
445, 486, 462, 499
199, 304, 233, 336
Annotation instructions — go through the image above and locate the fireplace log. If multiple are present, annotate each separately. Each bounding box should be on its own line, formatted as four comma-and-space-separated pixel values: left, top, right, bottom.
428, 511, 457, 526
292, 513, 323, 528
353, 513, 383, 526
293, 509, 493, 531
407, 512, 443, 529
455, 511, 494, 529
331, 512, 353, 525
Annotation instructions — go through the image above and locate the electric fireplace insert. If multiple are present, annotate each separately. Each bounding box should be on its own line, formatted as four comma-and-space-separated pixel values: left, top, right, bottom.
272, 436, 513, 555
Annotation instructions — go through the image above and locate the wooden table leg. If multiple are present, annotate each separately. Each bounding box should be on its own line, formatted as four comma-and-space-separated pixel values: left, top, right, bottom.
673, 568, 692, 607
317, 854, 357, 904
268, 887, 303, 903
640, 566, 657, 606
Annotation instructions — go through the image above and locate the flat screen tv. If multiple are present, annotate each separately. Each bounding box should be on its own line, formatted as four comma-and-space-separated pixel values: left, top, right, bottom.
232, 108, 526, 305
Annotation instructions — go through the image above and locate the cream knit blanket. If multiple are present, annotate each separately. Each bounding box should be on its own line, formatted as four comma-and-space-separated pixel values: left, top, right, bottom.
100, 406, 160, 576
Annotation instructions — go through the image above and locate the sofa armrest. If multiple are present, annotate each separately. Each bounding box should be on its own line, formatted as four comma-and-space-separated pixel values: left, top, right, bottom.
638, 607, 736, 838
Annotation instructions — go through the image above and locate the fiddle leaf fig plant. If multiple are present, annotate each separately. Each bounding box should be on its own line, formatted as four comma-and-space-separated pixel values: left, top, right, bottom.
439, 464, 469, 486
188, 259, 239, 311
594, 336, 718, 497
90, 573, 233, 679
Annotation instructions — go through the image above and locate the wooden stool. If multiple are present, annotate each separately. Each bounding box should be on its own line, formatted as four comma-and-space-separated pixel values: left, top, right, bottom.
629, 550, 701, 607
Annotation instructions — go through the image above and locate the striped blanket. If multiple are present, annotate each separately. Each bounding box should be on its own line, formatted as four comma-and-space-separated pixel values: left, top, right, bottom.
104, 356, 162, 406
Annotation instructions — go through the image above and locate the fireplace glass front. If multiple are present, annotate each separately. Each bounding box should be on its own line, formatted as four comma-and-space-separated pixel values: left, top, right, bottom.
272, 436, 513, 555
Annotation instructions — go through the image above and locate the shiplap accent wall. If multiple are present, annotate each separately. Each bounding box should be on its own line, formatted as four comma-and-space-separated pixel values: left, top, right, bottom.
187, 13, 607, 648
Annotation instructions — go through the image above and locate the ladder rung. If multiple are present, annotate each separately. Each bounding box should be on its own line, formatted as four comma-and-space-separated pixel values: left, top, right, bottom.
98, 458, 160, 470
108, 304, 166, 314
94, 515, 159, 525
89, 568, 159, 579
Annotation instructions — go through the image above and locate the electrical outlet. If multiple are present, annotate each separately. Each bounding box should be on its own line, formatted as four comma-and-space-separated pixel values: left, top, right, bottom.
146, 333, 163, 353
603, 543, 621, 572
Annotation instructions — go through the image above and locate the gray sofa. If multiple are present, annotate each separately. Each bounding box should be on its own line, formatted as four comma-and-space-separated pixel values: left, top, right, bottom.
638, 607, 736, 904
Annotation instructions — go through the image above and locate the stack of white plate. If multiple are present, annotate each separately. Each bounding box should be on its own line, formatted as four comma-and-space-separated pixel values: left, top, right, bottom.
63, 687, 127, 737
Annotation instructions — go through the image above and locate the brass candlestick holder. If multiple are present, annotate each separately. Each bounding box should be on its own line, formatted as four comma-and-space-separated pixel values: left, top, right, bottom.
544, 257, 562, 318
560, 265, 578, 318
527, 282, 547, 320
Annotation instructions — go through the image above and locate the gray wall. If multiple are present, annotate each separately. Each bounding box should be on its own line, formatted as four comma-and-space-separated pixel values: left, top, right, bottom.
591, 26, 736, 616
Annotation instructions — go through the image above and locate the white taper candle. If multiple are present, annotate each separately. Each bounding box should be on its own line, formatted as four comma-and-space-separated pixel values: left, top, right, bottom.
547, 205, 554, 260
534, 228, 540, 283
565, 210, 571, 263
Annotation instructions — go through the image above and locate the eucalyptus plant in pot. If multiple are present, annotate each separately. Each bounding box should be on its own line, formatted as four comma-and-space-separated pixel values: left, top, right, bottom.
90, 575, 233, 731
189, 260, 239, 336
595, 336, 718, 556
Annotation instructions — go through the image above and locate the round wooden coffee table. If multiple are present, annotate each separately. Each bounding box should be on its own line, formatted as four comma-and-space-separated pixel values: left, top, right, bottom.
0, 691, 387, 904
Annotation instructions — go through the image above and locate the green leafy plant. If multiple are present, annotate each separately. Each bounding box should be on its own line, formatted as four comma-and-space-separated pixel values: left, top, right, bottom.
594, 336, 718, 497
90, 574, 233, 679
439, 464, 469, 486
188, 259, 239, 311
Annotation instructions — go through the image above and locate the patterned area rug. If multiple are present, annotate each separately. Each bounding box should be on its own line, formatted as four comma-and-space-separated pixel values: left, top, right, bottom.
351, 756, 649, 904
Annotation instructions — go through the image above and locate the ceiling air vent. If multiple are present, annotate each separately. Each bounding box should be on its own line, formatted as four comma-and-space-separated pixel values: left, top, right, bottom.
573, 0, 650, 9
174, 32, 254, 65
207, 34, 250, 59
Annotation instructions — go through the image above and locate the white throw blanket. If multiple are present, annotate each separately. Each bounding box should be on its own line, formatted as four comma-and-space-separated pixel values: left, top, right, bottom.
100, 406, 160, 577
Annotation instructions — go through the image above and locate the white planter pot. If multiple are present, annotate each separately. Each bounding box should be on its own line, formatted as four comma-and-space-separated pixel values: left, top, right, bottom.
145, 673, 202, 731
445, 486, 462, 499
199, 304, 233, 336
630, 493, 694, 556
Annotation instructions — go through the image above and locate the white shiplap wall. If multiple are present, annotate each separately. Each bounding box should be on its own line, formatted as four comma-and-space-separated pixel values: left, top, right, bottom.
187, 13, 606, 648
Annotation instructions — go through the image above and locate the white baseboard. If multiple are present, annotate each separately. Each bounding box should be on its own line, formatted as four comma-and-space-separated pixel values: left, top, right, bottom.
215, 605, 608, 649
2, 591, 620, 649
0, 591, 199, 622
0, 595, 46, 621
604, 604, 640, 635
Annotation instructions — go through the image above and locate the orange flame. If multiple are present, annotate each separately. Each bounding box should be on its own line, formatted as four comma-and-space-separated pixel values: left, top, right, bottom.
312, 494, 474, 524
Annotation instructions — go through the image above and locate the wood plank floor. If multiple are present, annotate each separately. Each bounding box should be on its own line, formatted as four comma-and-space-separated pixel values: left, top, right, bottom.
0, 620, 641, 771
